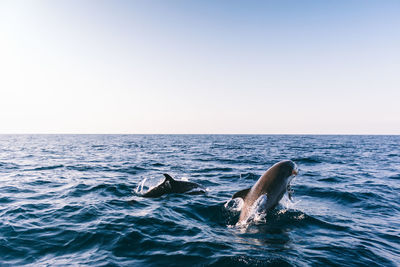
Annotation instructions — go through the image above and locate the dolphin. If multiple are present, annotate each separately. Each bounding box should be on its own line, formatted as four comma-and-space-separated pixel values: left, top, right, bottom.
232, 160, 298, 224
142, 174, 205, 198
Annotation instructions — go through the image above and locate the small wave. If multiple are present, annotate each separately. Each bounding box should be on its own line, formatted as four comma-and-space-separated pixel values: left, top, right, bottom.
0, 196, 15, 204
292, 157, 322, 164
67, 183, 132, 198
64, 206, 100, 223
296, 185, 376, 204
27, 165, 64, 171
0, 185, 34, 194
197, 167, 234, 173
184, 202, 231, 226
66, 164, 146, 175
91, 144, 106, 150
240, 173, 259, 180
317, 176, 347, 183
118, 166, 147, 175
0, 162, 19, 170
291, 211, 350, 231
151, 162, 165, 167
30, 179, 54, 185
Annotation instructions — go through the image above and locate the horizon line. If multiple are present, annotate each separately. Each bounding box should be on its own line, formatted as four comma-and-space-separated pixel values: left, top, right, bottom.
0, 133, 399, 136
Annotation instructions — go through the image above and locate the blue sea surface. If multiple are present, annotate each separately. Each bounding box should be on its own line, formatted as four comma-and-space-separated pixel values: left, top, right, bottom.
0, 135, 399, 266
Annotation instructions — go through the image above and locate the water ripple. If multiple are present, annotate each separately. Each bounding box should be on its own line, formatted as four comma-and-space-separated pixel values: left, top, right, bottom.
0, 134, 399, 266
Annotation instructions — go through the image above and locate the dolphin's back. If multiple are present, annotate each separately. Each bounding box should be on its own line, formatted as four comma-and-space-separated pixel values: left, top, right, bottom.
142, 174, 204, 198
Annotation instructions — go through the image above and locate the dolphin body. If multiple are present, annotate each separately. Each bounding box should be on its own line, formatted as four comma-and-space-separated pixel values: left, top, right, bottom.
232, 160, 298, 224
142, 174, 205, 198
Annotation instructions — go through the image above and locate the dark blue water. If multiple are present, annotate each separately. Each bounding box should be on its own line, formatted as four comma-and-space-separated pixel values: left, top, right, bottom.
0, 135, 399, 266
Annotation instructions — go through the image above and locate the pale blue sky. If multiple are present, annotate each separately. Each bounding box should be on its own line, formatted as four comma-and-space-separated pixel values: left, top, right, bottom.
1, 0, 399, 134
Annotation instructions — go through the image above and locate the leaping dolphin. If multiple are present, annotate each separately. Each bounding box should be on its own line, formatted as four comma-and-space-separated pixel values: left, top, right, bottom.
232, 160, 298, 224
142, 174, 205, 198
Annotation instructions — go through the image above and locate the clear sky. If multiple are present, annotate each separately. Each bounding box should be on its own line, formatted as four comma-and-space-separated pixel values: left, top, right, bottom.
1, 0, 399, 134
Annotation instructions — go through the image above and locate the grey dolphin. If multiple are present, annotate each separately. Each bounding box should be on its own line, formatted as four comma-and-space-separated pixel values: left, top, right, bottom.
232, 160, 298, 224
142, 174, 205, 198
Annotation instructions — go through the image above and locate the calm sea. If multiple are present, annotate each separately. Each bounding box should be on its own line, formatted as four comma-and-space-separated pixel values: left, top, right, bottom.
0, 135, 399, 266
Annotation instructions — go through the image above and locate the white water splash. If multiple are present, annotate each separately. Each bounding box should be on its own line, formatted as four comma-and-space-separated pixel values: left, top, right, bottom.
242, 194, 269, 225
224, 197, 244, 212
235, 194, 274, 228
135, 177, 148, 194
134, 176, 165, 195
281, 193, 302, 210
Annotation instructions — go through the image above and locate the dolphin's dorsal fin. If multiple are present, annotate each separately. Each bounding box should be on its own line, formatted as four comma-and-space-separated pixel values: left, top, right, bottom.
163, 173, 175, 182
232, 187, 251, 200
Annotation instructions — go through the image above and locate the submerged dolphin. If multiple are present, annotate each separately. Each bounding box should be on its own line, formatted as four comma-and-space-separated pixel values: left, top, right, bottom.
142, 174, 205, 198
232, 160, 298, 224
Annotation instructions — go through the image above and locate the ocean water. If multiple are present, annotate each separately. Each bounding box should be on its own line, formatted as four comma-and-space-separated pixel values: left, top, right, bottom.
0, 135, 399, 266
